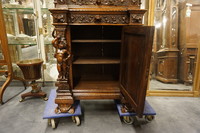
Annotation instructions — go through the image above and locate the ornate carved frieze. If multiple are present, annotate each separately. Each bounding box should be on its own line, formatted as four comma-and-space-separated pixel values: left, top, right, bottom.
69, 14, 129, 24
54, 0, 141, 6
69, 0, 127, 6
130, 14, 143, 24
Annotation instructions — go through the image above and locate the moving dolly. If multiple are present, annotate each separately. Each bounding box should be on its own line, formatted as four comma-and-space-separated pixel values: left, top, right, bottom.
115, 100, 156, 124
43, 89, 81, 129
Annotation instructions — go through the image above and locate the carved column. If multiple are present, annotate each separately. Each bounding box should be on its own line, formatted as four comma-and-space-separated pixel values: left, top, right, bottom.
155, 0, 179, 83
50, 8, 74, 114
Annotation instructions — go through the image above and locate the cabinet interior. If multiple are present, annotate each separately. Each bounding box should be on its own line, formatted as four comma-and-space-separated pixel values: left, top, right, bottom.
71, 26, 122, 90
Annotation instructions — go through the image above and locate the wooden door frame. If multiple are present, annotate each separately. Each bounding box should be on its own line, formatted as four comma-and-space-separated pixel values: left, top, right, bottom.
146, 0, 200, 97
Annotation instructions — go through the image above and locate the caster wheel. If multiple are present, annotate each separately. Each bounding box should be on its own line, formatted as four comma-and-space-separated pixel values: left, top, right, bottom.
145, 115, 155, 122
72, 116, 80, 126
42, 97, 48, 101
123, 116, 134, 124
50, 119, 56, 129
19, 98, 25, 102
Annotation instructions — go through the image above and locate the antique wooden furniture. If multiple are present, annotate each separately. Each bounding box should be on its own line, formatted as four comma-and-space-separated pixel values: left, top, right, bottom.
17, 59, 48, 102
0, 2, 26, 104
178, 1, 200, 85
49, 0, 154, 117
154, 0, 179, 83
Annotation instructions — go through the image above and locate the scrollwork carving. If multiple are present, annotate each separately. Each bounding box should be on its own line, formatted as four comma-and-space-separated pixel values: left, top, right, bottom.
70, 14, 129, 24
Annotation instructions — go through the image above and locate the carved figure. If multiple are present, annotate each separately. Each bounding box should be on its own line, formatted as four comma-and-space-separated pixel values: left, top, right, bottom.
52, 35, 71, 80
55, 49, 71, 80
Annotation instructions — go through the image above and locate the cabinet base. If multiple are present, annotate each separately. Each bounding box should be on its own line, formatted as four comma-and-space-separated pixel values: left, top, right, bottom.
155, 76, 178, 83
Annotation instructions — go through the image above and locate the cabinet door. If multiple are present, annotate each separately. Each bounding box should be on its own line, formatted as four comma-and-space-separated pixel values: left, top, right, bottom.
120, 26, 154, 117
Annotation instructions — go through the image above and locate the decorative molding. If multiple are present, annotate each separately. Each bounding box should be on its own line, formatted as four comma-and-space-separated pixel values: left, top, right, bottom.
69, 14, 129, 24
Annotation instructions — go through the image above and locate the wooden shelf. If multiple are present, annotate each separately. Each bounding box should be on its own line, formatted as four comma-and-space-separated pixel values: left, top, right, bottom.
72, 40, 121, 43
73, 58, 120, 64
73, 80, 120, 93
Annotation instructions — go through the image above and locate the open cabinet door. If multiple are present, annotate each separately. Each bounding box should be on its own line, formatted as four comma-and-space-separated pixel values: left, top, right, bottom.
120, 26, 154, 117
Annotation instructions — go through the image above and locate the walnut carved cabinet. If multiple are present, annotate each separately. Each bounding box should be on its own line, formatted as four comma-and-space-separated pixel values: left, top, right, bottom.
49, 0, 154, 117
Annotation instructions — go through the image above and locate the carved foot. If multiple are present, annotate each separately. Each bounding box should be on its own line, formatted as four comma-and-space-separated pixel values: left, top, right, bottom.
55, 104, 74, 114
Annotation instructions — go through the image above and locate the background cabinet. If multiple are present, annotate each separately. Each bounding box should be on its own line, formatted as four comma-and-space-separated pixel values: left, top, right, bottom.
154, 0, 179, 83
178, 1, 200, 85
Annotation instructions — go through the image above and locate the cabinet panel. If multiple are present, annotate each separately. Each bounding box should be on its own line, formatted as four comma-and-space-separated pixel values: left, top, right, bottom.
120, 26, 154, 117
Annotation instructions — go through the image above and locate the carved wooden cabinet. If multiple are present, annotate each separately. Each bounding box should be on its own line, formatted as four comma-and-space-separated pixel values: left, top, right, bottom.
178, 1, 200, 84
154, 0, 179, 83
49, 0, 154, 117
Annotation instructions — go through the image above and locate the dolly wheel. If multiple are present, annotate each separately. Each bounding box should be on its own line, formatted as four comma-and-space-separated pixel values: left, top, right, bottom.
72, 116, 81, 126
123, 116, 134, 124
19, 98, 25, 102
49, 119, 56, 129
42, 97, 48, 101
145, 115, 155, 122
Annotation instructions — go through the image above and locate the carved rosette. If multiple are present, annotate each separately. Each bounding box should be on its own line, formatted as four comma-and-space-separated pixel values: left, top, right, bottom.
69, 14, 129, 24
130, 14, 143, 24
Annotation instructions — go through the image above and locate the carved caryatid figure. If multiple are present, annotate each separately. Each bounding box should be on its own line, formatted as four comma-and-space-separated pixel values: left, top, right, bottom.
52, 35, 71, 81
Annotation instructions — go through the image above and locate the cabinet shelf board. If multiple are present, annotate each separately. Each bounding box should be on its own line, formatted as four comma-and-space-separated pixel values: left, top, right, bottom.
74, 80, 120, 92
72, 40, 121, 43
73, 58, 120, 64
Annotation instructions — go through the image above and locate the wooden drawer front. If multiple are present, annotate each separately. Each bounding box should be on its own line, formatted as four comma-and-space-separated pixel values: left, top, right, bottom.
55, 0, 140, 6
69, 12, 129, 25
